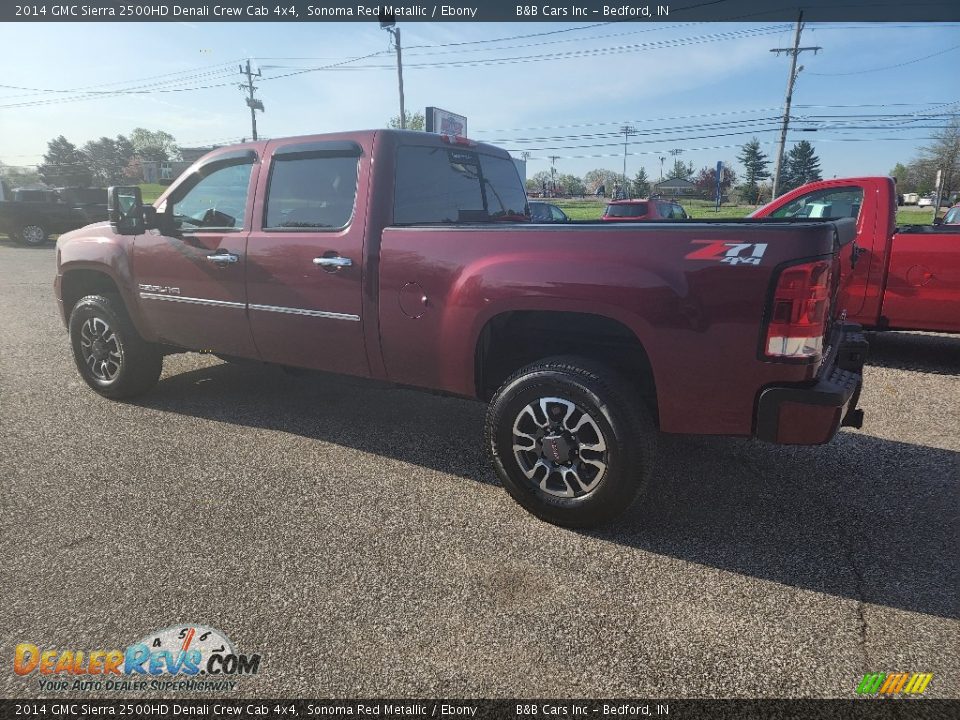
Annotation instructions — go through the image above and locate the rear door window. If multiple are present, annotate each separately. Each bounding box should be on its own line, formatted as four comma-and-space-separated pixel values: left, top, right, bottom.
264, 153, 359, 230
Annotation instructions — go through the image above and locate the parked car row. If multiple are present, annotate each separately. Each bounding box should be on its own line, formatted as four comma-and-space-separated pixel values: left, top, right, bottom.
528, 198, 691, 224
0, 186, 108, 245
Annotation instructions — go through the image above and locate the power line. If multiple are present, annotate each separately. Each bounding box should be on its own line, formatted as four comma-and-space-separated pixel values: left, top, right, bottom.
0, 60, 243, 98
0, 25, 833, 112
806, 43, 960, 76
517, 135, 945, 161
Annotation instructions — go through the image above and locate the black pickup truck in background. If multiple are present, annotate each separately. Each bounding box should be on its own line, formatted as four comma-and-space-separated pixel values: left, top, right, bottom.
0, 187, 108, 246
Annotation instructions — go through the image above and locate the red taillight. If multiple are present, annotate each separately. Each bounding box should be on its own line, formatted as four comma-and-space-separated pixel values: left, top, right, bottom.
764, 260, 832, 359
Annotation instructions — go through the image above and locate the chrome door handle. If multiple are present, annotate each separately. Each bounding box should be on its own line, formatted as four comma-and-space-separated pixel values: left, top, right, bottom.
313, 256, 352, 269
207, 251, 239, 264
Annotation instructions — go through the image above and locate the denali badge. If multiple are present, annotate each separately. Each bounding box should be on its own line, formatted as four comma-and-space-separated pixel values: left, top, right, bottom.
138, 284, 181, 295
686, 241, 768, 266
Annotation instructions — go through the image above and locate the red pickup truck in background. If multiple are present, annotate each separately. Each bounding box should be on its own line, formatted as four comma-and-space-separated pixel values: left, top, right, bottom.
55, 130, 867, 527
752, 177, 960, 334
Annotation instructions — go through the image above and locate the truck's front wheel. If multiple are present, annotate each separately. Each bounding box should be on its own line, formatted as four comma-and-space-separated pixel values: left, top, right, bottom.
69, 294, 163, 399
485, 357, 655, 528
18, 224, 48, 246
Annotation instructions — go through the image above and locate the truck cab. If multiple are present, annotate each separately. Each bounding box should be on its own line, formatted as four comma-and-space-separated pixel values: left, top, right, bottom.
753, 177, 960, 334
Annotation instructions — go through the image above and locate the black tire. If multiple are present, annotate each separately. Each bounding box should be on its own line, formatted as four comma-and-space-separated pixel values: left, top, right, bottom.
19, 224, 48, 246
485, 356, 656, 528
69, 294, 163, 399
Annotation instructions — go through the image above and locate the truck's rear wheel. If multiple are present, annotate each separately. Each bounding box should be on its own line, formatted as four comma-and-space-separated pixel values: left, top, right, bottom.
19, 224, 48, 246
69, 294, 163, 399
485, 356, 655, 528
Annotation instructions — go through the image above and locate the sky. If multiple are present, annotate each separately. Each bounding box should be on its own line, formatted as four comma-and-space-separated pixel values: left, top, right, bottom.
0, 20, 957, 184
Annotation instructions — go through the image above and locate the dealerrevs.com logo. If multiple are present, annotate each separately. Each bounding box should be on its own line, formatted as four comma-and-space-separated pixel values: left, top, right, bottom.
14, 624, 261, 692
856, 672, 933, 697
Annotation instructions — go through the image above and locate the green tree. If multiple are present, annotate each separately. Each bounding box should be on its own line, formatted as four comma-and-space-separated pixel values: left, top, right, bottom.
919, 114, 960, 200
583, 168, 620, 195
130, 128, 179, 162
83, 135, 136, 186
667, 159, 694, 180
780, 140, 822, 193
526, 170, 553, 194
388, 111, 425, 131
38, 135, 92, 187
890, 162, 912, 193
736, 137, 771, 203
631, 168, 651, 198
1, 165, 42, 188
556, 173, 586, 196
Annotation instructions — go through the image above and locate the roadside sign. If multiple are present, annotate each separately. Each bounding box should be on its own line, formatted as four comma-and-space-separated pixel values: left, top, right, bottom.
715, 161, 723, 211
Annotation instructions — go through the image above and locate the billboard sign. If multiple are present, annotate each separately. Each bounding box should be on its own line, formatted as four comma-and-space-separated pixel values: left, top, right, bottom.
426, 107, 468, 138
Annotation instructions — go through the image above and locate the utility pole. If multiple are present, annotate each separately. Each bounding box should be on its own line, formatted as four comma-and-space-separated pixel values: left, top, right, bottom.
548, 155, 560, 195
381, 16, 406, 128
667, 148, 684, 185
620, 125, 636, 198
770, 11, 821, 198
659, 155, 666, 183
239, 60, 264, 141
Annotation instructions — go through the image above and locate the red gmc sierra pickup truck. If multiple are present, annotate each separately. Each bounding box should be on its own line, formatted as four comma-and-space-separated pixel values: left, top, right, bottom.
752, 176, 960, 334
55, 130, 867, 527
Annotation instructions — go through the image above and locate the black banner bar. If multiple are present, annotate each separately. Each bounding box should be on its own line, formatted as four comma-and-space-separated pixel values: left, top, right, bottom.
0, 699, 957, 720
3, 1, 960, 23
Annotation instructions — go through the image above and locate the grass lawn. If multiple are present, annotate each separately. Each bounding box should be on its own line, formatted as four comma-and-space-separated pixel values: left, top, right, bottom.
550, 197, 941, 226
551, 198, 756, 220
896, 207, 935, 225
138, 183, 167, 204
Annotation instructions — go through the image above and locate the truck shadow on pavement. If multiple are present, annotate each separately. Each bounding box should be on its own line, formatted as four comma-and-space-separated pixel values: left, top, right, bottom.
865, 331, 960, 375
139, 360, 958, 621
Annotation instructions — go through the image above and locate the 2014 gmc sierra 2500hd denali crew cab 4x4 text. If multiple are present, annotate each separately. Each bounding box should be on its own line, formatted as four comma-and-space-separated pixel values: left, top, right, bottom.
55, 130, 867, 526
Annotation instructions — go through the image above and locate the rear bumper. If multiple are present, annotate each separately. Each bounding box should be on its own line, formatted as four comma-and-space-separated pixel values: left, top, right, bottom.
755, 324, 868, 445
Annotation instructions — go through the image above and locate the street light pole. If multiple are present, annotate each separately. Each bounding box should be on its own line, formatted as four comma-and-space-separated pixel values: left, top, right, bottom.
620, 125, 636, 198
381, 16, 406, 129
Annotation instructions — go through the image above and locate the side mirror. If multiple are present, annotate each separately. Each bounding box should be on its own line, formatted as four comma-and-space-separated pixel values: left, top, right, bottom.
108, 186, 144, 235
933, 216, 943, 226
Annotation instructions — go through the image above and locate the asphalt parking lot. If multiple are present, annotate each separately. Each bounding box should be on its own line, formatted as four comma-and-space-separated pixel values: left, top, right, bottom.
1, 237, 957, 699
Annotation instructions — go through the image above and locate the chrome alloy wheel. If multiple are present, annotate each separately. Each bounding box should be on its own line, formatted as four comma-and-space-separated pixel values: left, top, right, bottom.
79, 317, 122, 383
21, 225, 46, 245
511, 396, 609, 498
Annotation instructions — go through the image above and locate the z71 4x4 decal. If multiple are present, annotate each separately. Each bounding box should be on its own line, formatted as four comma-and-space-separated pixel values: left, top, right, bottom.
686, 240, 768, 266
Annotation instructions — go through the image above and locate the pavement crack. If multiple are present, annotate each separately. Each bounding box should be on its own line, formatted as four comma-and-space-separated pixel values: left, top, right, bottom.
843, 536, 870, 668
834, 459, 871, 669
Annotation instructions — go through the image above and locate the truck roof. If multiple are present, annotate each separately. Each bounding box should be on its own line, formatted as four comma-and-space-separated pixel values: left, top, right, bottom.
211, 129, 511, 160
